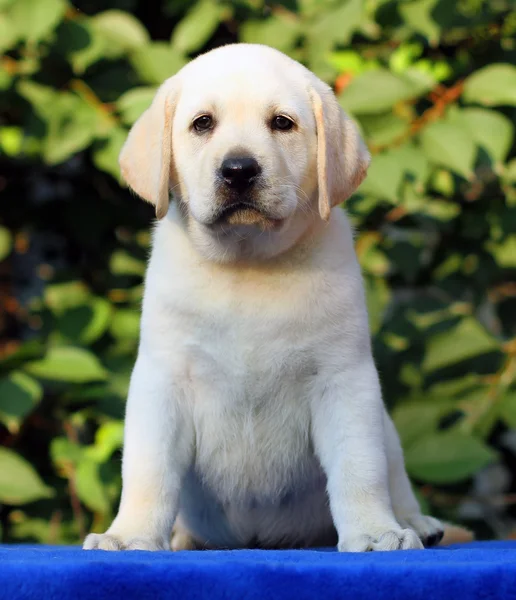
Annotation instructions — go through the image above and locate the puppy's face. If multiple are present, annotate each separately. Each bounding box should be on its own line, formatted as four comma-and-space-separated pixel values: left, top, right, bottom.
172, 53, 316, 238
119, 44, 370, 262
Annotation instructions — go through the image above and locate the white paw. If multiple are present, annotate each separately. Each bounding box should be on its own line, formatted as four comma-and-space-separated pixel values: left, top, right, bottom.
171, 528, 196, 551
397, 514, 444, 548
83, 532, 168, 551
338, 528, 423, 552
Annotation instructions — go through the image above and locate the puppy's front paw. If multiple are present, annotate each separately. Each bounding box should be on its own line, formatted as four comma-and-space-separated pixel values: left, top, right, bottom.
338, 528, 423, 552
171, 527, 197, 551
83, 532, 167, 551
397, 514, 444, 548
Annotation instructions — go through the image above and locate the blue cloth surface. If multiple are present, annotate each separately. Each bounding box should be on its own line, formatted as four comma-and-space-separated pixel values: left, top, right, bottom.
0, 542, 515, 600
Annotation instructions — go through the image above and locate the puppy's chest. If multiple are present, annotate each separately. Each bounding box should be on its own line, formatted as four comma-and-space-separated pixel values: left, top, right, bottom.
175, 310, 321, 501
173, 289, 323, 396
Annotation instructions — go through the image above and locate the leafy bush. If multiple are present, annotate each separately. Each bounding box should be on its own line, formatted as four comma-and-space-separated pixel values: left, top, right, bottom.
1, 0, 515, 544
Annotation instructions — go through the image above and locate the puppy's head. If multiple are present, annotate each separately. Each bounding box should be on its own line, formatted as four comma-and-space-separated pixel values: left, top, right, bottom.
119, 44, 370, 261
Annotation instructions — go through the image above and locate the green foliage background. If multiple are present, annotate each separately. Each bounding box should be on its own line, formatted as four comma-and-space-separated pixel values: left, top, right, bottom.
1, 0, 516, 544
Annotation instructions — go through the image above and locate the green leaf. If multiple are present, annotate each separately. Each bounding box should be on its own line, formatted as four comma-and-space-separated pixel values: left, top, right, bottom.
50, 437, 83, 468
110, 310, 140, 341
0, 0, 17, 11
85, 421, 124, 463
80, 299, 112, 345
24, 347, 108, 383
0, 340, 45, 371
0, 126, 23, 156
360, 113, 408, 147
460, 108, 514, 167
93, 128, 126, 181
328, 50, 379, 76
392, 143, 430, 184
298, 0, 337, 18
8, 0, 66, 43
423, 317, 500, 373
309, 0, 364, 47
405, 431, 496, 484
486, 235, 516, 268
92, 10, 149, 52
130, 43, 185, 85
420, 198, 460, 221
58, 298, 112, 345
356, 233, 390, 276
55, 20, 104, 75
171, 0, 225, 54
44, 281, 90, 315
339, 69, 433, 115
110, 250, 146, 276
364, 275, 391, 335
306, 0, 364, 79
57, 13, 148, 73
0, 225, 12, 261
428, 373, 483, 398
393, 401, 455, 449
463, 64, 516, 107
116, 87, 157, 126
0, 371, 42, 433
9, 516, 53, 544
17, 81, 100, 164
402, 68, 436, 96
420, 119, 475, 179
48, 96, 101, 162
0, 66, 12, 92
388, 43, 423, 75
75, 458, 110, 514
0, 9, 18, 52
399, 0, 440, 45
17, 80, 56, 118
500, 392, 516, 429
241, 13, 301, 54
401, 185, 460, 221
358, 151, 404, 202
383, 227, 428, 281
458, 387, 500, 440
0, 447, 53, 504
433, 253, 462, 280
505, 159, 516, 183
409, 302, 468, 330
431, 169, 455, 197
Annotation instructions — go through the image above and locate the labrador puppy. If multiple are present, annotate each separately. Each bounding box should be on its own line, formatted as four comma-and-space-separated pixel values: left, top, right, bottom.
84, 43, 466, 552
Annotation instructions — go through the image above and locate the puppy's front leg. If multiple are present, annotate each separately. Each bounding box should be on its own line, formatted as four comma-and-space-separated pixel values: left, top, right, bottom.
84, 352, 193, 551
311, 360, 423, 552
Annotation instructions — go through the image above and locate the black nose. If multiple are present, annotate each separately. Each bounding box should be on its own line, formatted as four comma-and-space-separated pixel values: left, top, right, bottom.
220, 157, 261, 190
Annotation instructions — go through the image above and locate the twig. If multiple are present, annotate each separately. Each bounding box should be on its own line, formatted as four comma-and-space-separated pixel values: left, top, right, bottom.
48, 510, 62, 545
489, 283, 516, 303
369, 80, 465, 155
69, 80, 118, 124
63, 422, 86, 540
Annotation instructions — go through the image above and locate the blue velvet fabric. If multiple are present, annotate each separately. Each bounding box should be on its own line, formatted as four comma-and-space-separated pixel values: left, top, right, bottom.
0, 542, 515, 600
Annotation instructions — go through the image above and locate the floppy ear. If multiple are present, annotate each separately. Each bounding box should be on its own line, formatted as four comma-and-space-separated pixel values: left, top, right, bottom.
119, 78, 179, 220
309, 83, 370, 221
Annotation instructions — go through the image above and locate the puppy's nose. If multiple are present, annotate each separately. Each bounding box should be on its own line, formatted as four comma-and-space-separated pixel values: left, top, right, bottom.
220, 157, 261, 190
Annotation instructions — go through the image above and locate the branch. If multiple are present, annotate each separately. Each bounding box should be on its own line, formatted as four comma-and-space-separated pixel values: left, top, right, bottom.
369, 79, 465, 155
63, 421, 86, 541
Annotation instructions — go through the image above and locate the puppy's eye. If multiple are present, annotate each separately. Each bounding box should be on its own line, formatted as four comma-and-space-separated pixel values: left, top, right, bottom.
271, 115, 294, 131
193, 115, 213, 133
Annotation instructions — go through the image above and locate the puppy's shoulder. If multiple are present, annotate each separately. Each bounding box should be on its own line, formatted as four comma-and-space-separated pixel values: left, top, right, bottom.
145, 212, 204, 290
308, 208, 363, 291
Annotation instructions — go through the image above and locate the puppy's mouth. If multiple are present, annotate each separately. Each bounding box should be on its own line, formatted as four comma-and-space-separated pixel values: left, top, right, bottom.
211, 203, 283, 231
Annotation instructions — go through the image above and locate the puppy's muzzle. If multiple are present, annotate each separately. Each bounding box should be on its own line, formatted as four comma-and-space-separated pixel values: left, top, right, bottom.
220, 156, 262, 192
210, 154, 281, 230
